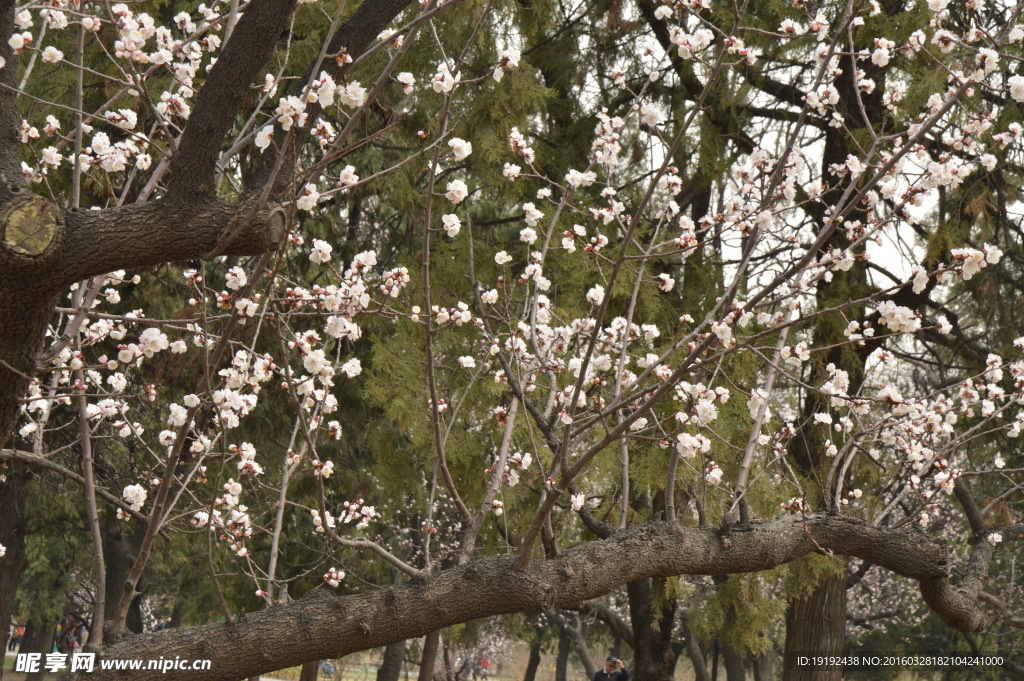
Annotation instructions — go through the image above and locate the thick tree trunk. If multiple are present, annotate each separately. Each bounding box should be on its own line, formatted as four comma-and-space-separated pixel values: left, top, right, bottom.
417, 632, 440, 681
573, 631, 597, 680
299, 661, 320, 681
721, 645, 745, 681
751, 653, 773, 681
103, 522, 147, 636
555, 628, 572, 681
523, 638, 543, 681
20, 620, 57, 681
552, 612, 596, 680
0, 471, 29, 669
169, 602, 184, 629
378, 641, 407, 681
783, 572, 847, 681
627, 578, 677, 681
679, 615, 709, 681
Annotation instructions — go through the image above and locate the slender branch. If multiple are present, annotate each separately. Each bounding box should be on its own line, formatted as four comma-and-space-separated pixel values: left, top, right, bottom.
0, 448, 152, 524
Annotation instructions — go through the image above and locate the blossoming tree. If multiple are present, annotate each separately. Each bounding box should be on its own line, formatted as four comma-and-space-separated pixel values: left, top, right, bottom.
0, 0, 1022, 678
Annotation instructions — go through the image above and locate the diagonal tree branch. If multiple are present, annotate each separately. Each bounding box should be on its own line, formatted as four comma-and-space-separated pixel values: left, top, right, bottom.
64, 512, 996, 681
165, 0, 300, 202
0, 448, 153, 525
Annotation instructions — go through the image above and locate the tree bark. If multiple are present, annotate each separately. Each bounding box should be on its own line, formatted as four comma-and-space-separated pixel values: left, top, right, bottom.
679, 615, 709, 681
751, 652, 773, 681
0, 471, 29, 667
57, 514, 989, 681
782, 571, 847, 681
627, 578, 677, 681
20, 620, 56, 681
721, 644, 745, 681
378, 641, 407, 681
555, 628, 571, 681
551, 612, 596, 680
103, 521, 147, 636
442, 638, 453, 681
299, 661, 320, 681
417, 632, 441, 681
523, 638, 543, 681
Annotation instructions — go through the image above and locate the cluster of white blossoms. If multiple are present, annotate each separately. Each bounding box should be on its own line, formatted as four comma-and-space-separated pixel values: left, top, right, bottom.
323, 567, 346, 587
7, 0, 1023, 599
339, 499, 377, 529
950, 244, 1002, 280
122, 484, 148, 512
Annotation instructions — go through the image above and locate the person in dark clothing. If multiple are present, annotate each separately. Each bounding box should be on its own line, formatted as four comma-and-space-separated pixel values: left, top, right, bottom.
593, 657, 629, 681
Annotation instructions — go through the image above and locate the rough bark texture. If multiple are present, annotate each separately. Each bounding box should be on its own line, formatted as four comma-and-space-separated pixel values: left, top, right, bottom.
56, 513, 984, 681
523, 638, 543, 681
679, 615, 709, 681
0, 470, 29, 663
165, 0, 299, 202
627, 578, 677, 681
555, 628, 571, 681
103, 522, 147, 636
20, 620, 56, 681
377, 641, 407, 681
417, 632, 441, 681
782, 571, 847, 681
299, 661, 320, 681
721, 645, 745, 681
751, 653, 773, 681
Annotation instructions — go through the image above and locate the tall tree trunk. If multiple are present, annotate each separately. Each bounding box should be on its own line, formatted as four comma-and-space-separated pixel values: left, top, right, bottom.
751, 652, 773, 681
443, 637, 454, 681
0, 472, 29, 674
555, 628, 572, 681
102, 521, 146, 636
299, 660, 320, 681
418, 632, 440, 681
169, 602, 184, 629
553, 612, 597, 680
573, 629, 597, 680
378, 641, 407, 681
783, 571, 847, 681
610, 635, 622, 661
627, 578, 678, 681
680, 615, 709, 681
20, 620, 56, 681
523, 638, 543, 681
721, 644, 745, 681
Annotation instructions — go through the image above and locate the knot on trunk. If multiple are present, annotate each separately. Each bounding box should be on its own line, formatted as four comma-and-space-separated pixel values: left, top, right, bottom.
1, 195, 63, 261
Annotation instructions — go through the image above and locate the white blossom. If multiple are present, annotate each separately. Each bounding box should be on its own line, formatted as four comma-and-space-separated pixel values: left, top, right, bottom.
445, 179, 468, 203
448, 138, 472, 161
309, 239, 333, 264
442, 214, 461, 237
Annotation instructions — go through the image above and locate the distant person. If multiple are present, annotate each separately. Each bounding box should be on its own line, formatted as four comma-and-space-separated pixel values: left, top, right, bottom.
8, 624, 24, 651
154, 617, 168, 631
594, 657, 629, 681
